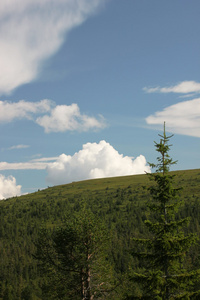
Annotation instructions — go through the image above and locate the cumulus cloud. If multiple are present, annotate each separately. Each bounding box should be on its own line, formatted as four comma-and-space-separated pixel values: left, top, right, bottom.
36, 103, 106, 132
0, 0, 105, 95
46, 140, 150, 185
0, 174, 21, 199
144, 81, 200, 94
0, 100, 105, 132
0, 141, 150, 185
146, 98, 200, 138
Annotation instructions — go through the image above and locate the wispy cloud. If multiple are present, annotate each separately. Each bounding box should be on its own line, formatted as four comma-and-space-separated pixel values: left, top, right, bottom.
0, 174, 21, 199
0, 161, 48, 171
0, 0, 105, 95
146, 98, 200, 138
0, 99, 52, 122
144, 81, 200, 94
8, 144, 30, 150
30, 157, 58, 162
0, 99, 106, 132
0, 156, 58, 171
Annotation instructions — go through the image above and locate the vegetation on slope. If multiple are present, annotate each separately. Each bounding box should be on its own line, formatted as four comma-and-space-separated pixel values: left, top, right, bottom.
0, 168, 200, 299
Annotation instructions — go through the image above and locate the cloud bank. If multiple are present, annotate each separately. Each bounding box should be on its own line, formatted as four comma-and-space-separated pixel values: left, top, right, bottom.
0, 141, 150, 186
146, 98, 200, 138
144, 81, 200, 94
46, 140, 150, 185
0, 0, 105, 95
0, 174, 21, 200
0, 100, 105, 132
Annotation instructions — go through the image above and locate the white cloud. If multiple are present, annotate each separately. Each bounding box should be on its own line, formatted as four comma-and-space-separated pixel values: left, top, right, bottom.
0, 161, 50, 171
144, 81, 200, 94
0, 0, 105, 95
36, 103, 106, 132
146, 98, 200, 138
31, 157, 58, 162
8, 144, 30, 150
0, 174, 21, 199
0, 100, 106, 132
0, 141, 150, 186
46, 140, 151, 185
0, 99, 52, 122
0, 157, 60, 171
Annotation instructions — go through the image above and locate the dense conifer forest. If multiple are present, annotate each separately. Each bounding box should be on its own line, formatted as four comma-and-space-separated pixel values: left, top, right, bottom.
0, 167, 200, 299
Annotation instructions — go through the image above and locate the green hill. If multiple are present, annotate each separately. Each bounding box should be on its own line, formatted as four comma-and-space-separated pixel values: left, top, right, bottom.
0, 169, 200, 299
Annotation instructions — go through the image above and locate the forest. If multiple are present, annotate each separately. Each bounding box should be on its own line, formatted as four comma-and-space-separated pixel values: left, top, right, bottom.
0, 131, 200, 299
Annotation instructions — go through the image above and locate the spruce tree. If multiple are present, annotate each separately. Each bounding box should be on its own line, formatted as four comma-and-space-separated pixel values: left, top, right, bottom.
128, 123, 200, 299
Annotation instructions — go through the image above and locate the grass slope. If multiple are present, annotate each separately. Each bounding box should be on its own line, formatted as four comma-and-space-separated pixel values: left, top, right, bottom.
9, 168, 200, 202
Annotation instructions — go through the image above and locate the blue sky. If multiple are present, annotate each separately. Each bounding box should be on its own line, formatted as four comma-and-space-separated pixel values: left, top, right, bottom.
0, 0, 200, 198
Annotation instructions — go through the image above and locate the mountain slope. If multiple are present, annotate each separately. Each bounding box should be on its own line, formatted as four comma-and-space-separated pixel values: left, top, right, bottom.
0, 169, 199, 299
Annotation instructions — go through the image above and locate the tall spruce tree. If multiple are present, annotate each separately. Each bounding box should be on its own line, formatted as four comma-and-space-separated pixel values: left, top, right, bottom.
128, 123, 200, 299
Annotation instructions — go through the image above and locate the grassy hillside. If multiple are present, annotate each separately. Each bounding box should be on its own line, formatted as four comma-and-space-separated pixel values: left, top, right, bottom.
0, 169, 200, 299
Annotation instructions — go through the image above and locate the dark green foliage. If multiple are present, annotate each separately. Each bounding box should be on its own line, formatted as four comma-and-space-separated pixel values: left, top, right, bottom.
35, 208, 116, 299
128, 124, 200, 299
0, 166, 199, 298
